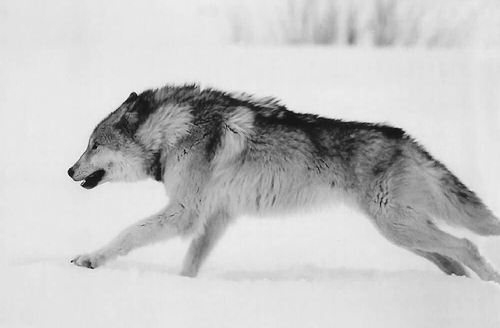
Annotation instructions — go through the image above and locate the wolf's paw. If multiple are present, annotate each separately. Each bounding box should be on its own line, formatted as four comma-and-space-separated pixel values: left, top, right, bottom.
71, 253, 104, 269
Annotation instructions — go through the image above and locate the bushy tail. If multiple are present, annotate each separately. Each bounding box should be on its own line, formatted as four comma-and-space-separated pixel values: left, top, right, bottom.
435, 168, 500, 236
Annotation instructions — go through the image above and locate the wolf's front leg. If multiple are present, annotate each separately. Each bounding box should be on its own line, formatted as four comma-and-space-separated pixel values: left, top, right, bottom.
180, 209, 232, 277
71, 203, 193, 269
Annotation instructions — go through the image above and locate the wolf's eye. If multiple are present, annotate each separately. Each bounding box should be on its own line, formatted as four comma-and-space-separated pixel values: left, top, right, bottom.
91, 142, 99, 150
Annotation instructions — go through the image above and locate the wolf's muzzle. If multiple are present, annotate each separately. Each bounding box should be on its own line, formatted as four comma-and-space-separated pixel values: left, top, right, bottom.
68, 165, 106, 189
80, 169, 106, 189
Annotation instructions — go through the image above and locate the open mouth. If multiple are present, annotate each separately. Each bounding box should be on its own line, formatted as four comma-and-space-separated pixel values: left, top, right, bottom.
81, 169, 106, 189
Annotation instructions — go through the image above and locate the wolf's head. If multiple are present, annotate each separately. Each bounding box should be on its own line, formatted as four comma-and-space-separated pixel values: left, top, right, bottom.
68, 91, 161, 189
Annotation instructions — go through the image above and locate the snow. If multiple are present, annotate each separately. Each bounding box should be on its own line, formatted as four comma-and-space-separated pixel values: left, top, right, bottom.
1, 1, 500, 327
2, 263, 499, 328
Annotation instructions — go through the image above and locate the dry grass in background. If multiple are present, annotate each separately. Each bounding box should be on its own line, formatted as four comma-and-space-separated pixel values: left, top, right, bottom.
223, 0, 500, 47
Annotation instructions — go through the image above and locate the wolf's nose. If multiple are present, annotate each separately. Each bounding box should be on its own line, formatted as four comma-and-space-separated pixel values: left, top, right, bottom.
68, 167, 75, 178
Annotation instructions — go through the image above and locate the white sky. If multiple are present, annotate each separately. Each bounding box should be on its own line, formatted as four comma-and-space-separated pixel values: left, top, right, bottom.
0, 0, 228, 47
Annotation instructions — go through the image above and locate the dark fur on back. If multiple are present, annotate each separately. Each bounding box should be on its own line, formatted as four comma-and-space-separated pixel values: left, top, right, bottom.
128, 85, 407, 177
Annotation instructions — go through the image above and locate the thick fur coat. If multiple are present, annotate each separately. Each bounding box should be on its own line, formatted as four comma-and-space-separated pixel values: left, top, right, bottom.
68, 85, 500, 282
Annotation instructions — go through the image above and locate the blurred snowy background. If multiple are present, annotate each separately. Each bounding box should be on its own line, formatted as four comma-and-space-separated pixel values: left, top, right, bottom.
1, 0, 500, 327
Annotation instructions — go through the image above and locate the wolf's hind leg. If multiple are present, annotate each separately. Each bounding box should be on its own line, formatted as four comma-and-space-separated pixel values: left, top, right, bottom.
72, 203, 193, 269
370, 206, 500, 283
180, 210, 231, 277
411, 250, 469, 277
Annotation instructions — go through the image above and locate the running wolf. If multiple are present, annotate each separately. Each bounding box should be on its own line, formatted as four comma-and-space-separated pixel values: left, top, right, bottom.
68, 84, 500, 283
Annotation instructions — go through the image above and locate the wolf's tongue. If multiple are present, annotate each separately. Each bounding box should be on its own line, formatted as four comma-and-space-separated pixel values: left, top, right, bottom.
81, 169, 106, 189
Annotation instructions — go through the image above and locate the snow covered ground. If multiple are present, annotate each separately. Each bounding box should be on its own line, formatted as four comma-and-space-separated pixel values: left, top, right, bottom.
2, 1, 500, 327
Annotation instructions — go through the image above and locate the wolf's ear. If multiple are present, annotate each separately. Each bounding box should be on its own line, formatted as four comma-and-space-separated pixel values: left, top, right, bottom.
115, 96, 152, 138
125, 92, 138, 103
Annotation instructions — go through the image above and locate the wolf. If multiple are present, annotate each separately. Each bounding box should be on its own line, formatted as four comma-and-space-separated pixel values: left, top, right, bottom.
68, 84, 500, 283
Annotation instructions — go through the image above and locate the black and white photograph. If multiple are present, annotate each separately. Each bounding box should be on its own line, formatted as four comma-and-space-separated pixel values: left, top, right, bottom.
1, 0, 500, 327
